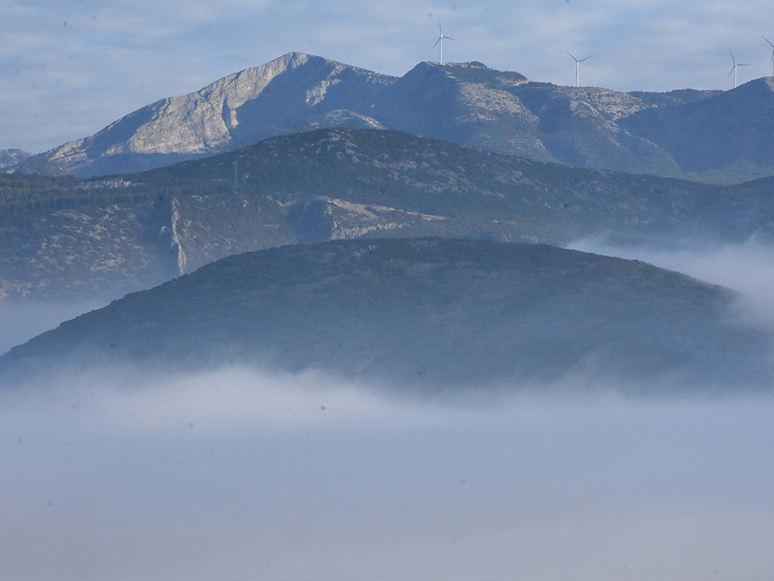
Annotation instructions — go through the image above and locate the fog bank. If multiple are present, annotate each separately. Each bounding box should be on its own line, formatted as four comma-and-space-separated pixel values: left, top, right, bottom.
2, 366, 774, 580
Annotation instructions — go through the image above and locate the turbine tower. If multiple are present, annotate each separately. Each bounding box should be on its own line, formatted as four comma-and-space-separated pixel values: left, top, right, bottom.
728, 51, 751, 89
567, 51, 593, 87
764, 36, 774, 77
434, 20, 456, 65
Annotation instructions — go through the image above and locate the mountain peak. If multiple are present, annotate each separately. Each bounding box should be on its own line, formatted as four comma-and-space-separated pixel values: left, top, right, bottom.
0, 148, 32, 172
729, 76, 774, 95
22, 52, 396, 177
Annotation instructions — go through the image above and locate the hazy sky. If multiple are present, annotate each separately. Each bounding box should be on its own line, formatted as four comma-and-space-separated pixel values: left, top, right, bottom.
3, 0, 774, 153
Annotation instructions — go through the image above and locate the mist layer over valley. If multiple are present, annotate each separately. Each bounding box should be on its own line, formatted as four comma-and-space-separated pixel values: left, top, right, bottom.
4, 233, 774, 580
3, 363, 774, 579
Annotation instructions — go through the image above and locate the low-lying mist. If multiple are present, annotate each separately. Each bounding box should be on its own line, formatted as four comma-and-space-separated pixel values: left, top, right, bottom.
2, 365, 774, 580
4, 238, 774, 579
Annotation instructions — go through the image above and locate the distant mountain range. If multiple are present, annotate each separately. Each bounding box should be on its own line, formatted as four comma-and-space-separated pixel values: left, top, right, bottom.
3, 238, 769, 389
6, 128, 774, 301
0, 149, 31, 172
11, 52, 774, 183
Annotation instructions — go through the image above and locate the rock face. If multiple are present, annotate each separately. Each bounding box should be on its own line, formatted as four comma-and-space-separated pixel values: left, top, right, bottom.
6, 128, 774, 300
19, 53, 393, 177
0, 191, 182, 300
20, 52, 773, 183
373, 64, 682, 176
3, 238, 770, 390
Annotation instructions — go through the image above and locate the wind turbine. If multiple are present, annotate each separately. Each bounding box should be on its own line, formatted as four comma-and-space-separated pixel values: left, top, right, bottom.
567, 51, 593, 87
434, 20, 456, 65
764, 36, 774, 77
728, 51, 751, 89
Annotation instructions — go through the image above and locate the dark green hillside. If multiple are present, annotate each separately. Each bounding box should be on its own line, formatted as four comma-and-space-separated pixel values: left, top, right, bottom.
129, 128, 774, 245
628, 88, 722, 108
0, 173, 154, 211
0, 174, 183, 300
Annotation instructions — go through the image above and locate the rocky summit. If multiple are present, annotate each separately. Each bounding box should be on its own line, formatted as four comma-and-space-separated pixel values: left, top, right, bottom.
3, 238, 770, 390
14, 52, 774, 183
18, 53, 392, 178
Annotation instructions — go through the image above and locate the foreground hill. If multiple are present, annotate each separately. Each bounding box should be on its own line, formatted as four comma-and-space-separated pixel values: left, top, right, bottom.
5, 128, 774, 300
16, 52, 771, 183
2, 238, 769, 390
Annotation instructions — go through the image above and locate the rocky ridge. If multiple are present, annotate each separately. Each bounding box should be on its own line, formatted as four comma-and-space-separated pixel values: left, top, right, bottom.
18, 53, 394, 177
5, 128, 774, 300
15, 52, 769, 183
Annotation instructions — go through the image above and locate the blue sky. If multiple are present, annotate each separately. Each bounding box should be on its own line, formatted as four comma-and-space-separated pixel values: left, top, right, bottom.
3, 0, 774, 153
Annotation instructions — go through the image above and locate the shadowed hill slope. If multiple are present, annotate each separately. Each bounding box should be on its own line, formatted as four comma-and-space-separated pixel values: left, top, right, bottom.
3, 238, 770, 391
620, 78, 774, 183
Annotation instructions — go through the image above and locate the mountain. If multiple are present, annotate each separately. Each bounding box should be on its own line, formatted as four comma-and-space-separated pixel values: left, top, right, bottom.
2, 238, 769, 390
620, 77, 774, 183
6, 128, 774, 301
18, 53, 393, 178
18, 52, 769, 183
0, 149, 32, 172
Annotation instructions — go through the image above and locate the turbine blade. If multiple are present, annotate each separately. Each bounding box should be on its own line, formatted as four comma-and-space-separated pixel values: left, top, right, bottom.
439, 19, 442, 34
764, 35, 774, 49
739, 63, 751, 67
579, 56, 593, 62
730, 50, 736, 64
445, 36, 457, 41
433, 37, 441, 47
566, 51, 578, 62
728, 67, 735, 77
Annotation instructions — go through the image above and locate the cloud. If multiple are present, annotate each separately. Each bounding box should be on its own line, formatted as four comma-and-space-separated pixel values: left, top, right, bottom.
0, 365, 438, 433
